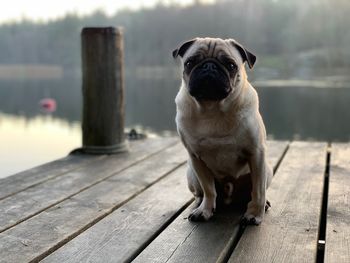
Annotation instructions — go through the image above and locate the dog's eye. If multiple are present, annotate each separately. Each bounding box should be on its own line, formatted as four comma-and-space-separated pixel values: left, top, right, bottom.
185, 61, 193, 68
228, 63, 236, 71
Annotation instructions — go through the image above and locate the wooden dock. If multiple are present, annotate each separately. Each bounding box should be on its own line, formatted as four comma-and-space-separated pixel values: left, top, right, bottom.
0, 138, 349, 262
1, 27, 349, 262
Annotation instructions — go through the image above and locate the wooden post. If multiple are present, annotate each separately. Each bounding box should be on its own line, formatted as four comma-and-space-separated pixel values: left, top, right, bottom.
80, 27, 128, 154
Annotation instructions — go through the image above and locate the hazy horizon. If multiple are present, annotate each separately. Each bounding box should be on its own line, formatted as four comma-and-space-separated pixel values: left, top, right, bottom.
0, 0, 216, 24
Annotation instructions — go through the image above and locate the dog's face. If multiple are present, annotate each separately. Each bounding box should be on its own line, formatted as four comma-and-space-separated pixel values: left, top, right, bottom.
173, 38, 256, 101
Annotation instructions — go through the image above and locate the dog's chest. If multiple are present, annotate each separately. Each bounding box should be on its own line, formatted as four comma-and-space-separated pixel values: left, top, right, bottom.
185, 133, 249, 178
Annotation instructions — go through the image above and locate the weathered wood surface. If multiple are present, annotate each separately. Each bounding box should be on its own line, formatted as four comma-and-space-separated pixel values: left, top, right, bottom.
0, 137, 176, 233
133, 141, 288, 263
0, 154, 103, 200
134, 196, 241, 263
42, 165, 192, 263
1, 139, 348, 263
325, 143, 350, 263
41, 143, 286, 262
228, 142, 327, 263
0, 141, 186, 262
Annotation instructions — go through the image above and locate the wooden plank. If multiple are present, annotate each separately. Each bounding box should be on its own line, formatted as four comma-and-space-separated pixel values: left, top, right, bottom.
0, 154, 104, 201
41, 165, 191, 263
41, 141, 286, 263
134, 201, 242, 263
325, 143, 350, 263
0, 137, 177, 233
228, 142, 327, 263
0, 142, 187, 262
133, 141, 288, 263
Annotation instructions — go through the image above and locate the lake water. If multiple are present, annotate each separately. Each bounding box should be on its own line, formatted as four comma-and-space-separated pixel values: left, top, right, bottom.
0, 114, 81, 177
1, 75, 350, 178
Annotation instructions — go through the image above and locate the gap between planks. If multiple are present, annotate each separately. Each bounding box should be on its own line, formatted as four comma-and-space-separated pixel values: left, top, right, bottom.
324, 143, 350, 263
316, 143, 331, 263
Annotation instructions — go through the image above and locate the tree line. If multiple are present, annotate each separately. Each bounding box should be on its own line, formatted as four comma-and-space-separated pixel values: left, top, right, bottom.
0, 0, 349, 78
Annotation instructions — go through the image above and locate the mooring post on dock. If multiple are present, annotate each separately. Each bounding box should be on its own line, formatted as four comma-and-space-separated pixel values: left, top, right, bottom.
78, 27, 129, 154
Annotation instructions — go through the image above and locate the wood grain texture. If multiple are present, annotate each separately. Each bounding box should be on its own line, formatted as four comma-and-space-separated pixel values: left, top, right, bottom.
133, 141, 289, 263
0, 154, 104, 201
228, 142, 327, 263
134, 201, 242, 263
0, 142, 187, 263
325, 143, 350, 263
41, 165, 192, 263
0, 137, 177, 233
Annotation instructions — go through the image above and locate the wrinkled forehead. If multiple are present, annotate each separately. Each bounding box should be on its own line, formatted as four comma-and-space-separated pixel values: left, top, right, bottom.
183, 38, 243, 65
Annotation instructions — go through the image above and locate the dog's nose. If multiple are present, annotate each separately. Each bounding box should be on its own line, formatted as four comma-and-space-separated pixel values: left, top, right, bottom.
202, 62, 217, 71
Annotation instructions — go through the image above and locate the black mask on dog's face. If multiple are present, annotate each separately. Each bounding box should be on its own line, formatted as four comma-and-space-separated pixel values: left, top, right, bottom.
173, 38, 256, 102
184, 58, 234, 101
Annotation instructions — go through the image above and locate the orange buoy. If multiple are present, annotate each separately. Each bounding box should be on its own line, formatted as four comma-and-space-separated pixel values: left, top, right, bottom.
39, 98, 57, 113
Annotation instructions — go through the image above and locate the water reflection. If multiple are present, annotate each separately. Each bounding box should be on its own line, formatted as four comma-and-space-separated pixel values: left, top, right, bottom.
2, 75, 350, 177
1, 76, 350, 142
256, 85, 350, 142
125, 76, 350, 142
0, 78, 81, 121
0, 114, 80, 178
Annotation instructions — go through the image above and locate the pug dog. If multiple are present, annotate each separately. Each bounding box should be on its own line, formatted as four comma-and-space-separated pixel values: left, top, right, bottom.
173, 37, 273, 225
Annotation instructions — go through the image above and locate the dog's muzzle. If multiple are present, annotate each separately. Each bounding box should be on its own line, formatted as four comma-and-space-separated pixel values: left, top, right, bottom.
188, 61, 231, 101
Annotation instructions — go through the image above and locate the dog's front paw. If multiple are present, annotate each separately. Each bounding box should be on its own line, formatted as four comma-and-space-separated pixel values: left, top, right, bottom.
188, 207, 214, 221
241, 200, 267, 226
188, 201, 215, 222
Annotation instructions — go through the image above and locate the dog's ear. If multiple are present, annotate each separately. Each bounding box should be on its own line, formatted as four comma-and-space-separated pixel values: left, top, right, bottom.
229, 39, 256, 69
172, 39, 197, 59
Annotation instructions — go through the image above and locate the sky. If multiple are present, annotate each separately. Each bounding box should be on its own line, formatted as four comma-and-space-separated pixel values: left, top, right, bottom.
0, 0, 214, 24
